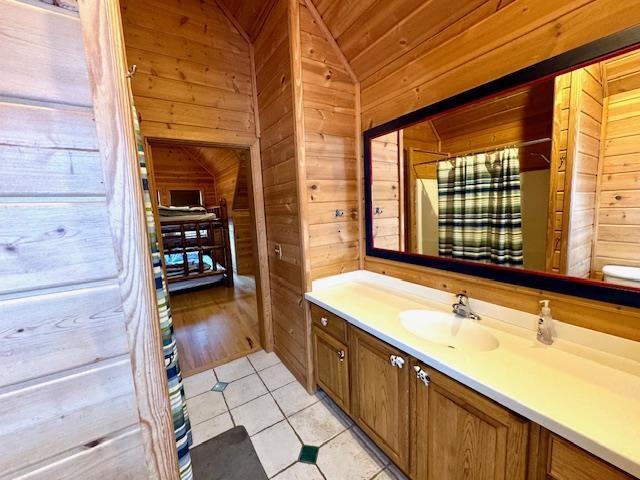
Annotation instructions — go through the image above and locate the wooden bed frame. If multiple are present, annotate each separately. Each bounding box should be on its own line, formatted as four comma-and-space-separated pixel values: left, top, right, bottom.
160, 199, 233, 288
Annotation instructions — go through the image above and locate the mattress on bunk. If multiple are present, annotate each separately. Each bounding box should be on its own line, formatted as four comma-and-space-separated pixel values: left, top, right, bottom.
158, 205, 217, 223
165, 252, 226, 277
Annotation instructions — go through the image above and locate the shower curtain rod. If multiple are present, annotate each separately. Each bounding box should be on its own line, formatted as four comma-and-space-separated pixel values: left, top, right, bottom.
411, 137, 552, 167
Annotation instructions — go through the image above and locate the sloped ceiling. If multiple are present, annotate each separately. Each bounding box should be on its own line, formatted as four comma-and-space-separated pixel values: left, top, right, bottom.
216, 0, 276, 40
220, 0, 512, 82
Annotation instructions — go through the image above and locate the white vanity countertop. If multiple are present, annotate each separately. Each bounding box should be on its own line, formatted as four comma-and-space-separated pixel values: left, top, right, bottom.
304, 270, 640, 477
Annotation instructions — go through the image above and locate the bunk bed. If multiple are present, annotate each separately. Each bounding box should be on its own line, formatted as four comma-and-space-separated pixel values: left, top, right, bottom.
159, 199, 233, 292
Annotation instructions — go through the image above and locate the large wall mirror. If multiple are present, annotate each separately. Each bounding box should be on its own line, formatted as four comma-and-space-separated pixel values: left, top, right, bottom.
364, 30, 640, 307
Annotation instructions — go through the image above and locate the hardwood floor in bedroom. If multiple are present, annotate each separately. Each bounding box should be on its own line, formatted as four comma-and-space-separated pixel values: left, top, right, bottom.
170, 274, 261, 377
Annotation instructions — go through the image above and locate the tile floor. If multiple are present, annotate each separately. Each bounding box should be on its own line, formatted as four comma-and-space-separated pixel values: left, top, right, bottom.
184, 350, 408, 480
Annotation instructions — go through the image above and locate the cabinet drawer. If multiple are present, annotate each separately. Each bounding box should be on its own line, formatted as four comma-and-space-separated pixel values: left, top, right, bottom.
548, 435, 634, 480
310, 303, 348, 343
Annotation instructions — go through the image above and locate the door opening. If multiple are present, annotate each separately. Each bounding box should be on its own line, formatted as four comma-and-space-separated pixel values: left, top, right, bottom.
146, 139, 268, 376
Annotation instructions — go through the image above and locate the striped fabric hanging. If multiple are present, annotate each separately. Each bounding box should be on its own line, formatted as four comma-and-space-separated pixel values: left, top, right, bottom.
127, 78, 194, 480
437, 147, 523, 267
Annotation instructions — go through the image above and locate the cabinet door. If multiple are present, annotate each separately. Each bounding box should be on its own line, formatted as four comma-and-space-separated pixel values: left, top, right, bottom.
412, 363, 529, 480
313, 326, 350, 412
351, 327, 410, 471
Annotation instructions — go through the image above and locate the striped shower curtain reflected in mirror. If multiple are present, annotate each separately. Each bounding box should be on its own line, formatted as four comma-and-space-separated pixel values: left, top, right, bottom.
437, 147, 523, 267
127, 79, 194, 480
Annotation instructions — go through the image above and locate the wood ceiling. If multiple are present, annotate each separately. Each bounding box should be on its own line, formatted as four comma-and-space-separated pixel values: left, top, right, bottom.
219, 0, 513, 81
216, 0, 276, 40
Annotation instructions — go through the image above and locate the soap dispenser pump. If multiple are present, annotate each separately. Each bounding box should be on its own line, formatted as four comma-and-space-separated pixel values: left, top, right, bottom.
537, 300, 554, 345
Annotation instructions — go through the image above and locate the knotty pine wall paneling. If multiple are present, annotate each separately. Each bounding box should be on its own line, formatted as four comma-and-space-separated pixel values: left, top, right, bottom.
151, 145, 217, 206
593, 53, 640, 276
255, 0, 310, 385
546, 72, 573, 273
120, 0, 257, 144
566, 65, 604, 278
371, 132, 401, 251
0, 1, 152, 478
300, 1, 359, 280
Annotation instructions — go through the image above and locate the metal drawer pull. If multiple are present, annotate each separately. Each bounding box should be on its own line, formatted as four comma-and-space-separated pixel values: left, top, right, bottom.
390, 355, 405, 368
337, 350, 345, 362
414, 365, 430, 386
321, 317, 329, 327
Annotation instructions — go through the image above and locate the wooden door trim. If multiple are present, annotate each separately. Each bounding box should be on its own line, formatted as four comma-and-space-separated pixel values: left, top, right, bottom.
77, 1, 179, 477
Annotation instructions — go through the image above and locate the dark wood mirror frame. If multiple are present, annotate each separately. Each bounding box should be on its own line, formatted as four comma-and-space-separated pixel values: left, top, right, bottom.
364, 26, 640, 309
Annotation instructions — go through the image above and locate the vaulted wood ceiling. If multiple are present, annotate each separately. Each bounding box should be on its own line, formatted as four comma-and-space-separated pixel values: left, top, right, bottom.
221, 0, 514, 82
217, 0, 276, 40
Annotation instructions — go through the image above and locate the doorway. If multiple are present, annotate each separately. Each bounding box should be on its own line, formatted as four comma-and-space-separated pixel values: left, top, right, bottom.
146, 140, 268, 376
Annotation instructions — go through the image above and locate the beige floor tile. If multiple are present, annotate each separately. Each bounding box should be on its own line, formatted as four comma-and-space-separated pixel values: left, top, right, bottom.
373, 464, 410, 480
352, 425, 391, 467
317, 429, 386, 480
248, 349, 282, 371
214, 356, 255, 382
187, 391, 228, 425
289, 401, 350, 446
182, 369, 216, 399
272, 381, 322, 417
191, 412, 234, 447
272, 462, 324, 480
259, 362, 296, 391
230, 394, 284, 436
223, 373, 268, 409
251, 420, 302, 478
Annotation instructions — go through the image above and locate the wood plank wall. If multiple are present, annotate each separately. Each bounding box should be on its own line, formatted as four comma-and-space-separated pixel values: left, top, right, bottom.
371, 132, 401, 250
299, 2, 359, 280
546, 72, 573, 273
255, 0, 309, 384
120, 0, 256, 144
0, 1, 148, 477
359, 0, 640, 129
566, 65, 604, 278
593, 52, 640, 276
151, 145, 217, 206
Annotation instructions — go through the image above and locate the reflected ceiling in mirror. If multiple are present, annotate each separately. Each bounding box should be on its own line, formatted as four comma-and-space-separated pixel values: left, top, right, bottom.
364, 37, 640, 305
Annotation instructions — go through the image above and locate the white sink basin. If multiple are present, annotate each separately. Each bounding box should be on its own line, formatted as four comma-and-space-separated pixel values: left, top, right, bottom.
400, 310, 499, 352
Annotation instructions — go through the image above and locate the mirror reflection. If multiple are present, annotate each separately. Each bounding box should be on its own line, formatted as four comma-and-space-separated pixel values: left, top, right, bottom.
370, 47, 640, 289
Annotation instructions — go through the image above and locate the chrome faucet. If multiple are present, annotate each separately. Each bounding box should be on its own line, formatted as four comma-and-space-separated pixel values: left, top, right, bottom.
452, 293, 481, 320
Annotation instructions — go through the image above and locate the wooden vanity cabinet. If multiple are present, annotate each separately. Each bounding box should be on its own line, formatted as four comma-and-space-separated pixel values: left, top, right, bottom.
350, 327, 411, 471
310, 303, 636, 480
410, 361, 530, 480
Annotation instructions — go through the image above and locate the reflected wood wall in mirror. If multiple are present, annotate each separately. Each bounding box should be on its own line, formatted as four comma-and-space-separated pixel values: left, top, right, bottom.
364, 31, 640, 307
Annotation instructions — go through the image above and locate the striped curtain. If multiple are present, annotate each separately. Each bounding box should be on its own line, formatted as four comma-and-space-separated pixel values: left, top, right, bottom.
437, 147, 523, 267
128, 80, 194, 479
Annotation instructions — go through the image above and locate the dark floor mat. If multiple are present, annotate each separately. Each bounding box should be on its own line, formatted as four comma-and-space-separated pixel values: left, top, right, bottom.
190, 426, 268, 480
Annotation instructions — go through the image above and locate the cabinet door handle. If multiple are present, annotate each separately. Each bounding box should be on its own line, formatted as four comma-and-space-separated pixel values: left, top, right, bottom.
414, 365, 430, 386
337, 350, 345, 362
390, 355, 405, 368
321, 317, 329, 327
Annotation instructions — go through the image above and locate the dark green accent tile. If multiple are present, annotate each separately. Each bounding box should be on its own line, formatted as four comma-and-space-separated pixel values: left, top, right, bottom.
211, 382, 228, 392
298, 445, 319, 464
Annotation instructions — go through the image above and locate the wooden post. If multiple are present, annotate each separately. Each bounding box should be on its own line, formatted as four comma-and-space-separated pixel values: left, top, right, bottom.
77, 1, 180, 478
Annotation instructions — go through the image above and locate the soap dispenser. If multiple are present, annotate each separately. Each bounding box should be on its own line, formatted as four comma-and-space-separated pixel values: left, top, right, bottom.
537, 300, 554, 345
